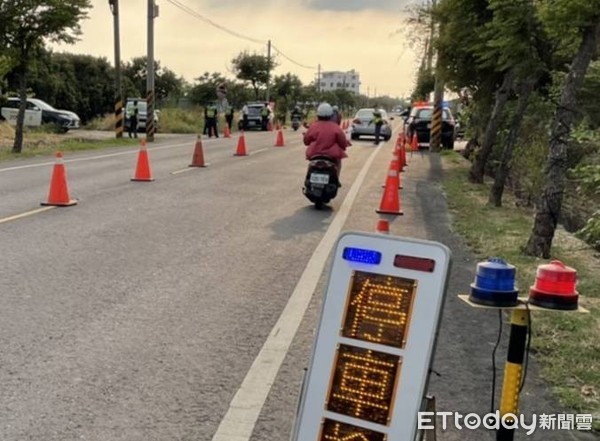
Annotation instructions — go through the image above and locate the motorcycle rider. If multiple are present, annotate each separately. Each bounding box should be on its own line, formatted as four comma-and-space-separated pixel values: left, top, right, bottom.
331, 105, 342, 125
303, 102, 350, 174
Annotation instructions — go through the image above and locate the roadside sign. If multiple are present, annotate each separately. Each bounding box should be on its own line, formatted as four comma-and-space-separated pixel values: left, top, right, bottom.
292, 232, 451, 441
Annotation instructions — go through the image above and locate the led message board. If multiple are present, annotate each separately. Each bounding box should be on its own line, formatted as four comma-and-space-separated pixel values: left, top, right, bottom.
292, 232, 451, 441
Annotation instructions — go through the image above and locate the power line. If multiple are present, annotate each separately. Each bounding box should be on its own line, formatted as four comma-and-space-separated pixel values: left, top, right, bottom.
271, 44, 317, 70
165, 0, 264, 44
164, 0, 316, 70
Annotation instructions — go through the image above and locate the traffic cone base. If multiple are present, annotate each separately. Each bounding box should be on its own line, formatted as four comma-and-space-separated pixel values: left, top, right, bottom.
189, 136, 208, 167
41, 152, 78, 207
131, 140, 154, 181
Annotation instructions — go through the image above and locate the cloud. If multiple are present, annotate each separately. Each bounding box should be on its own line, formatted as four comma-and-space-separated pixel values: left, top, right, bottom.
304, 0, 408, 12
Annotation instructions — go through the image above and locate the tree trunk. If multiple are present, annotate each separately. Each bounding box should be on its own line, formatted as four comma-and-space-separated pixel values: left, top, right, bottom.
489, 78, 535, 207
524, 23, 600, 258
469, 70, 515, 183
12, 59, 28, 154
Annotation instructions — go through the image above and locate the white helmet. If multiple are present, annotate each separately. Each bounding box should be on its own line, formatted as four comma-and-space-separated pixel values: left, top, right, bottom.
317, 102, 333, 118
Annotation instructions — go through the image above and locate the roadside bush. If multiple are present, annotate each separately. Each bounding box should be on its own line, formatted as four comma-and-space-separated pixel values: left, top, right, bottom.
158, 107, 204, 133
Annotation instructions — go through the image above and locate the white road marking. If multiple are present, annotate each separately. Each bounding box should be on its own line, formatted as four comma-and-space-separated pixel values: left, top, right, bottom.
211, 145, 385, 441
0, 206, 56, 224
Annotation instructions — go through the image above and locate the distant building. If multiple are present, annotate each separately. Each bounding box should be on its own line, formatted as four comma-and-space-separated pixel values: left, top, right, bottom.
320, 69, 360, 95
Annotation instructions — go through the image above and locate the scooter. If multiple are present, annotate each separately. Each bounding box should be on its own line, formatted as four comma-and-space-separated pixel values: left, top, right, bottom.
303, 156, 340, 209
291, 115, 302, 131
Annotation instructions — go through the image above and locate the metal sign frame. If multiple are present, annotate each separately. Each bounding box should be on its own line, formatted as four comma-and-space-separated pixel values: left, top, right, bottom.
292, 232, 452, 441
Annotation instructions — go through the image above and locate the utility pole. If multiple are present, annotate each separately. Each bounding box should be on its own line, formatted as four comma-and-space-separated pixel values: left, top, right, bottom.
146, 0, 158, 142
430, 1, 445, 153
317, 63, 321, 95
109, 0, 123, 138
266, 40, 271, 103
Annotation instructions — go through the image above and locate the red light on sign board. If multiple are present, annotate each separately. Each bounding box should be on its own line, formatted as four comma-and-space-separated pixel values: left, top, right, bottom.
394, 255, 436, 273
321, 419, 387, 441
327, 345, 401, 425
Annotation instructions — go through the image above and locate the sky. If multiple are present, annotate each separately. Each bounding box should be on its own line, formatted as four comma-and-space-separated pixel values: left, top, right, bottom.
52, 0, 421, 98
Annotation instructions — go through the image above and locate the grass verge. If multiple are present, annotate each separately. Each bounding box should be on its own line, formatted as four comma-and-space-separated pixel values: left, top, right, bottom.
0, 135, 138, 162
440, 150, 600, 430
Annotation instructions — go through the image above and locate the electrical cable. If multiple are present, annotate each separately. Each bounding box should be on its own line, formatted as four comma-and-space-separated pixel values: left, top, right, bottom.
164, 0, 317, 70
490, 309, 503, 413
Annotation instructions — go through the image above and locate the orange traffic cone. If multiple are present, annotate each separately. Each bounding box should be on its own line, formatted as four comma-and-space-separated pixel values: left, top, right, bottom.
274, 129, 285, 147
189, 135, 208, 167
131, 139, 154, 181
411, 133, 419, 151
396, 132, 405, 152
41, 151, 77, 207
375, 217, 390, 234
399, 144, 407, 170
224, 125, 231, 138
382, 157, 403, 189
376, 168, 403, 216
234, 131, 248, 156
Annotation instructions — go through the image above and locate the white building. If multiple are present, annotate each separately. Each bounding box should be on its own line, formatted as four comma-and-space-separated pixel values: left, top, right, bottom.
320, 69, 360, 94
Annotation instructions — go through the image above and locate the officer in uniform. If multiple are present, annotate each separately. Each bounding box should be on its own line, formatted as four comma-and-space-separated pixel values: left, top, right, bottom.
204, 103, 218, 138
369, 109, 384, 145
224, 105, 234, 131
260, 104, 270, 131
127, 100, 139, 138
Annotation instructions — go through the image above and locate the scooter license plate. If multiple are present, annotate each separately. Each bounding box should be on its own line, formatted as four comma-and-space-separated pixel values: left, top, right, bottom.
310, 173, 329, 184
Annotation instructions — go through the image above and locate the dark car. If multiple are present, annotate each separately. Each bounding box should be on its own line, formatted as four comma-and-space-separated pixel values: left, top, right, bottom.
0, 97, 80, 133
405, 106, 456, 149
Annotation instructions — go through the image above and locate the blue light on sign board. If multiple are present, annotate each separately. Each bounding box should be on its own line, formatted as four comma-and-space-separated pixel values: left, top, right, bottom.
342, 247, 382, 265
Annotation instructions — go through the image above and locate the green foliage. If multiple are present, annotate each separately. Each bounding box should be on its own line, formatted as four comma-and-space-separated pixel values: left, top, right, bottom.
577, 210, 600, 250
231, 51, 276, 100
578, 61, 600, 129
156, 107, 204, 133
411, 68, 434, 101
121, 56, 186, 103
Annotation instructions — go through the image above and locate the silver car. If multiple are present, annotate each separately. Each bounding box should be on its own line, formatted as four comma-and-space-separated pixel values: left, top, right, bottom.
350, 108, 392, 141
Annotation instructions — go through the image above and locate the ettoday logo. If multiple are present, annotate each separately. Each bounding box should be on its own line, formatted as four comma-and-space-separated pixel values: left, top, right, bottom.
418, 411, 594, 435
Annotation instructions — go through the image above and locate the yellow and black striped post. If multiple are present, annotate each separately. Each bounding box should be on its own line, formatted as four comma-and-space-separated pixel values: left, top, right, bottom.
497, 309, 529, 441
430, 101, 443, 151
114, 97, 123, 138
146, 89, 155, 142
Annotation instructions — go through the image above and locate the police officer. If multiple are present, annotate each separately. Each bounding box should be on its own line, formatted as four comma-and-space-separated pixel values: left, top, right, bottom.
204, 103, 218, 138
260, 104, 270, 131
127, 100, 139, 138
224, 104, 234, 131
369, 109, 384, 145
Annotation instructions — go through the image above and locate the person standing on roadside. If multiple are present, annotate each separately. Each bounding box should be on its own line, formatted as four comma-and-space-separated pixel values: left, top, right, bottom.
241, 104, 249, 130
224, 104, 234, 131
204, 103, 218, 138
127, 100, 139, 138
369, 109, 384, 145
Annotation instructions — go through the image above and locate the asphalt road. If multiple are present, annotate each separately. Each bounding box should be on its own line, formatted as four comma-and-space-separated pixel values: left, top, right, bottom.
0, 127, 596, 441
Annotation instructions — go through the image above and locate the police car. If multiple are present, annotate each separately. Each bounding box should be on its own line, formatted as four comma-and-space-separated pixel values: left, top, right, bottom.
0, 97, 80, 133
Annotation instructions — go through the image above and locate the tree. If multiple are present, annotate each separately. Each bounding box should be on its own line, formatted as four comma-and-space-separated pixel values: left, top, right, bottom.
273, 73, 303, 115
231, 51, 276, 100
121, 56, 185, 104
0, 0, 92, 153
524, 3, 600, 258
